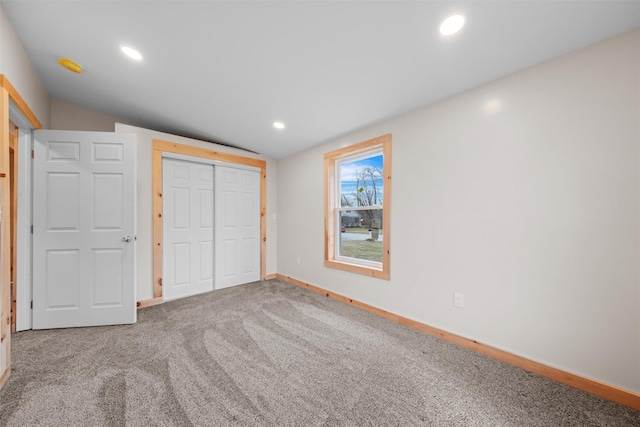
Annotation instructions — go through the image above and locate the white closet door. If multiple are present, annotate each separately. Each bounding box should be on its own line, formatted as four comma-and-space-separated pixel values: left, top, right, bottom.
163, 158, 214, 301
215, 166, 260, 289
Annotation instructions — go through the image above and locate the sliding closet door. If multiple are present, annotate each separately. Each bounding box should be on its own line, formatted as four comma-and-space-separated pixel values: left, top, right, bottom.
162, 158, 214, 301
215, 166, 260, 289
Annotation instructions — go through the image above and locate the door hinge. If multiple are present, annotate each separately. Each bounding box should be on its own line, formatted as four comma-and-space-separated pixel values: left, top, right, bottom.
31, 149, 34, 159
30, 301, 33, 309
31, 225, 33, 234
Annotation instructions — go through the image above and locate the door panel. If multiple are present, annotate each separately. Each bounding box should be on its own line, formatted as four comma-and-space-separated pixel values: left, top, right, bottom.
47, 173, 80, 229
33, 130, 136, 329
199, 241, 213, 279
92, 248, 124, 306
162, 158, 214, 301
199, 190, 213, 227
93, 174, 124, 229
242, 239, 254, 273
215, 167, 260, 289
45, 249, 79, 309
173, 243, 190, 286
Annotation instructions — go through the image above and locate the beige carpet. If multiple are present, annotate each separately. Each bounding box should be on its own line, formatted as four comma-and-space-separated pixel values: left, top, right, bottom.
0, 279, 638, 426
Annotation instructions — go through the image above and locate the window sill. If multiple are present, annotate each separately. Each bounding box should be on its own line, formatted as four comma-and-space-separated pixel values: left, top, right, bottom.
324, 259, 390, 280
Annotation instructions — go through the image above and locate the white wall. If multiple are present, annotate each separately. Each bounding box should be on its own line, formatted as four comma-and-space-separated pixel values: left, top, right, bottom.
0, 3, 49, 372
50, 98, 119, 132
115, 123, 278, 301
0, 5, 49, 127
277, 29, 640, 393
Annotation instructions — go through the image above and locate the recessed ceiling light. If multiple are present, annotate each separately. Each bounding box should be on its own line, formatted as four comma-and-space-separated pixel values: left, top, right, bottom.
273, 122, 285, 129
439, 14, 465, 36
121, 45, 143, 61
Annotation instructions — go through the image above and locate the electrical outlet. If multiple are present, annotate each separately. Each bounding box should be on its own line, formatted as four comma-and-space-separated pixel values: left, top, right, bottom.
453, 292, 464, 308
296, 257, 301, 266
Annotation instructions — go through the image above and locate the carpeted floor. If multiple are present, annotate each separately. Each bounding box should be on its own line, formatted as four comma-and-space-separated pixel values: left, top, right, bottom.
0, 279, 638, 426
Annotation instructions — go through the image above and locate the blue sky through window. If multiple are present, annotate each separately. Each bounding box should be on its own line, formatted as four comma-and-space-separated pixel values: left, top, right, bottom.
340, 154, 384, 206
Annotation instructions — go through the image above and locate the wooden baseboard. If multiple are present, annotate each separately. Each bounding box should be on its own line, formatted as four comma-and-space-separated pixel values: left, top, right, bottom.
136, 297, 163, 309
275, 273, 640, 411
0, 367, 9, 390
138, 277, 277, 309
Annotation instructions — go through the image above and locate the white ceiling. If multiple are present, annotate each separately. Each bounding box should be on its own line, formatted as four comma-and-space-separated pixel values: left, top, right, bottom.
2, 1, 639, 159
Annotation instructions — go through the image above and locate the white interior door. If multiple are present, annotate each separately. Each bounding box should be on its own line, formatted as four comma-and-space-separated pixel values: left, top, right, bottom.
215, 166, 260, 289
162, 158, 214, 301
32, 130, 136, 329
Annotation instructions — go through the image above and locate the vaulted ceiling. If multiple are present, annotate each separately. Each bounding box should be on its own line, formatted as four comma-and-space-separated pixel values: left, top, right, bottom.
2, 1, 639, 158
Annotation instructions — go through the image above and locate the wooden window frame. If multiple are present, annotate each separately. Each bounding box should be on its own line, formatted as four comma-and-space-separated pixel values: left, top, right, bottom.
324, 134, 391, 279
152, 139, 267, 301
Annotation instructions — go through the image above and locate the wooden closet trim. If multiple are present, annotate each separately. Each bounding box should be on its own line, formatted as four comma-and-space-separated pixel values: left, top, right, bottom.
151, 139, 267, 300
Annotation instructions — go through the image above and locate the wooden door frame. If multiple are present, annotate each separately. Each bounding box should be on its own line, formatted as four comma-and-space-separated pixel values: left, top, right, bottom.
0, 75, 42, 389
8, 123, 18, 333
146, 139, 267, 307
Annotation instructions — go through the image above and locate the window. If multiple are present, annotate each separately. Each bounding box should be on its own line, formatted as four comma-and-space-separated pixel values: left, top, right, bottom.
324, 134, 391, 279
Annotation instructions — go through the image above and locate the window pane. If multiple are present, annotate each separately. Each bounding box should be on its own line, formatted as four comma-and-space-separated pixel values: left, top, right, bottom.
340, 154, 383, 208
339, 209, 383, 263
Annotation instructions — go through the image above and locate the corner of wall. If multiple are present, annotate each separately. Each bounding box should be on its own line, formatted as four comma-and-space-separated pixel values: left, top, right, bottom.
0, 4, 50, 128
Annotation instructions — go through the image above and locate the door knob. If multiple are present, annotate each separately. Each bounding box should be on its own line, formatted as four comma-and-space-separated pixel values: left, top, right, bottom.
122, 236, 133, 243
